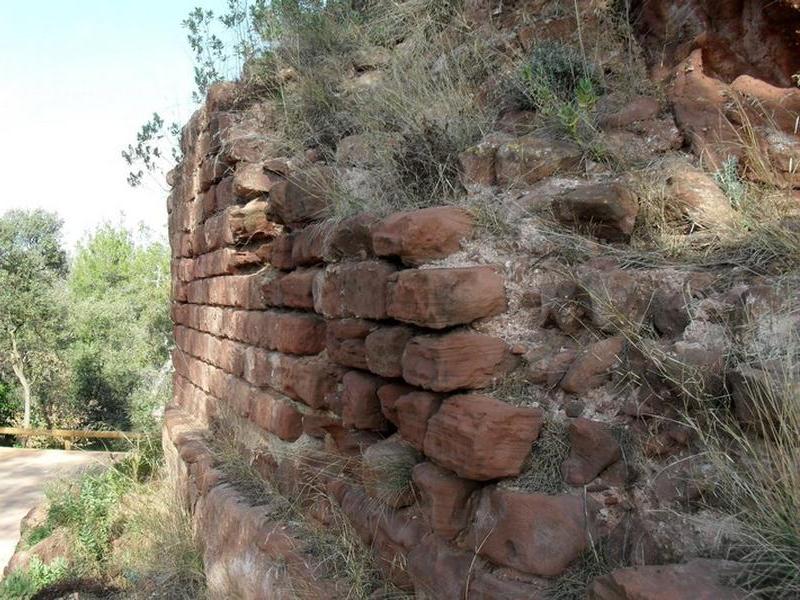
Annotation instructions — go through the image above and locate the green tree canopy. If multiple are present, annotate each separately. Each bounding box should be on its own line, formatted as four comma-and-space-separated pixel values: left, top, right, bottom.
67, 224, 171, 429
0, 210, 69, 427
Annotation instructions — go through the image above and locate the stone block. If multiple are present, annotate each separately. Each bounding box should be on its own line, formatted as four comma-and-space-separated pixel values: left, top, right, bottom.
423, 394, 543, 480
386, 266, 506, 329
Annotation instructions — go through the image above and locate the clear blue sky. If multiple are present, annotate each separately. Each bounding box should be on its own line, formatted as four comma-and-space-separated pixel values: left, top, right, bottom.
0, 1, 232, 248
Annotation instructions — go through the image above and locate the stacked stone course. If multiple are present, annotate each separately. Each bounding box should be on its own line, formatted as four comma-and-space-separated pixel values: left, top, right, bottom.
164, 82, 753, 599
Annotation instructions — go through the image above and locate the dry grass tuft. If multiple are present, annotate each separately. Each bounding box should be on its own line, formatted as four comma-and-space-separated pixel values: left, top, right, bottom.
503, 420, 570, 494
207, 407, 412, 599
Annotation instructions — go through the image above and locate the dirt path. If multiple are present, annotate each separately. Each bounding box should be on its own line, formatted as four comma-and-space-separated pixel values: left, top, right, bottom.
0, 447, 118, 576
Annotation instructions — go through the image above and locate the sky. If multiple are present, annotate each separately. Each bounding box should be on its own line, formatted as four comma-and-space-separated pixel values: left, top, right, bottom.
0, 1, 232, 249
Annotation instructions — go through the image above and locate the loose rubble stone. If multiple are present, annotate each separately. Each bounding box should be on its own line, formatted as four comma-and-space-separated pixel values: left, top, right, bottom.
524, 329, 577, 386
552, 182, 639, 241
579, 266, 651, 333
467, 488, 596, 576
560, 337, 625, 394
598, 95, 660, 129
561, 418, 622, 486
496, 134, 583, 186
663, 159, 737, 229
587, 559, 745, 599
458, 134, 511, 189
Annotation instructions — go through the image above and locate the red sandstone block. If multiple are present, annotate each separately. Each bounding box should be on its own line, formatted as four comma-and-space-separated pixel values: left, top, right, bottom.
377, 383, 417, 423
172, 279, 188, 303
412, 462, 479, 540
269, 233, 295, 270
423, 394, 544, 480
199, 186, 217, 219
263, 268, 319, 309
402, 331, 517, 392
174, 325, 249, 380
199, 156, 229, 192
326, 319, 379, 370
341, 371, 389, 431
393, 391, 443, 450
194, 246, 268, 279
249, 387, 304, 441
312, 261, 397, 319
203, 200, 280, 254
261, 311, 327, 356
372, 206, 475, 266
174, 232, 194, 259
386, 266, 507, 329
323, 213, 378, 262
190, 227, 206, 256
302, 411, 342, 438
174, 259, 194, 282
233, 161, 278, 199
243, 346, 284, 389
214, 176, 237, 213
365, 326, 414, 378
267, 167, 333, 228
186, 275, 268, 309
226, 310, 325, 355
202, 212, 229, 251
291, 223, 330, 267
207, 112, 236, 154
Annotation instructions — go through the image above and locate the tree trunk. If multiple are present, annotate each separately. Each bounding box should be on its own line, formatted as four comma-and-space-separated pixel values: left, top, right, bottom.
9, 331, 32, 429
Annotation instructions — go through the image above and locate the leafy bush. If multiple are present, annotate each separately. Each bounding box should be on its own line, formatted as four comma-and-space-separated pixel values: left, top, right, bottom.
0, 557, 69, 600
4, 441, 205, 598
44, 445, 159, 565
121, 113, 182, 188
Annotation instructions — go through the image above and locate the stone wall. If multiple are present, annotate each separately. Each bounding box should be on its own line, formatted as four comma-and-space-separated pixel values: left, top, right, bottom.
160, 77, 767, 599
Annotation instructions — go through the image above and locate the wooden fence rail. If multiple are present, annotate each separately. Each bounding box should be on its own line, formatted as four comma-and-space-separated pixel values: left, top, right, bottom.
0, 427, 144, 450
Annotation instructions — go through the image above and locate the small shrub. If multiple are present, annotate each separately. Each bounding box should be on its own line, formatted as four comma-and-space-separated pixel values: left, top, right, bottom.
714, 157, 747, 208
0, 557, 69, 600
43, 438, 161, 567
513, 41, 603, 140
